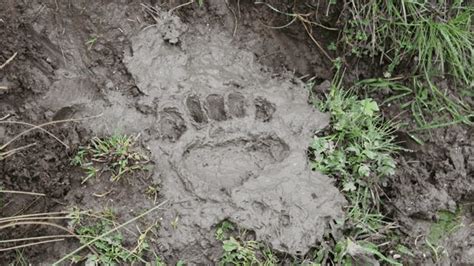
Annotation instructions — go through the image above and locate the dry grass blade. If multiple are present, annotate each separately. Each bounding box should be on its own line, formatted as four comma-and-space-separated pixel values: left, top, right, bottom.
168, 0, 194, 14
0, 221, 99, 256
0, 52, 18, 70
0, 216, 72, 224
0, 114, 103, 152
254, 1, 335, 62
0, 211, 72, 223
0, 143, 37, 160
0, 239, 65, 252
0, 120, 69, 150
299, 16, 334, 62
0, 235, 74, 244
0, 190, 46, 197
0, 121, 69, 149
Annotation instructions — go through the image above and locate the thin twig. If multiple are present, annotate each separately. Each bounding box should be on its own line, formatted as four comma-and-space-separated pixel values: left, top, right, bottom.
0, 114, 11, 120
0, 121, 68, 150
0, 143, 37, 160
300, 17, 334, 62
225, 0, 238, 37
0, 114, 102, 151
0, 211, 72, 222
0, 221, 99, 256
0, 190, 46, 197
0, 239, 65, 252
0, 234, 74, 243
0, 216, 72, 224
0, 222, 73, 235
12, 196, 43, 217
168, 0, 194, 14
0, 52, 18, 70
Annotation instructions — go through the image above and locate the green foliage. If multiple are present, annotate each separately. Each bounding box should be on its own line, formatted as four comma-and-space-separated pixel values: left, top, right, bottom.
424, 209, 463, 261
72, 134, 150, 183
312, 75, 398, 188
220, 237, 260, 265
215, 221, 278, 265
68, 209, 148, 265
428, 210, 462, 245
215, 220, 235, 241
155, 257, 166, 266
310, 74, 403, 265
332, 239, 402, 266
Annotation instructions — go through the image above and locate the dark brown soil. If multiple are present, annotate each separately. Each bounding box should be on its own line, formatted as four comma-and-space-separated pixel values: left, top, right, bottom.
1, 0, 472, 264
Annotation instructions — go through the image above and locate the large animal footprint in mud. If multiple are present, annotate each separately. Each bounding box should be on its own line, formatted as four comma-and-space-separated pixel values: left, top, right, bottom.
124, 17, 345, 256
166, 93, 290, 199
154, 89, 346, 255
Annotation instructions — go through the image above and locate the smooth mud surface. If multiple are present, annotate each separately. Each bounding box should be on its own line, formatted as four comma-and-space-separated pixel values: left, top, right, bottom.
0, 0, 472, 264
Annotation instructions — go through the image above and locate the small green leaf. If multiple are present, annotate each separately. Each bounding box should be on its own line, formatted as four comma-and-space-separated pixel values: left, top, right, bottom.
328, 42, 337, 51
357, 164, 370, 177
396, 244, 415, 257
346, 145, 360, 154
360, 99, 379, 117
342, 181, 356, 192
312, 137, 328, 152
223, 237, 239, 252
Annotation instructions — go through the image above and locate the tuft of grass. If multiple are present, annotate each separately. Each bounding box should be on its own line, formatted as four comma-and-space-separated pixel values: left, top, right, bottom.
259, 1, 472, 133
215, 220, 235, 241
72, 134, 150, 184
67, 208, 152, 265
311, 74, 399, 194
427, 210, 462, 245
215, 221, 278, 265
358, 77, 473, 130
55, 201, 167, 265
145, 184, 161, 204
12, 249, 29, 266
342, 1, 473, 84
85, 36, 98, 50
221, 237, 260, 265
1, 199, 166, 264
425, 209, 463, 262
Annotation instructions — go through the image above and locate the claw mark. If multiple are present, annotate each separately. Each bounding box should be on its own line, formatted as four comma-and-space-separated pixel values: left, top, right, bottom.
186, 95, 207, 123
255, 97, 275, 122
205, 94, 227, 121
227, 92, 246, 118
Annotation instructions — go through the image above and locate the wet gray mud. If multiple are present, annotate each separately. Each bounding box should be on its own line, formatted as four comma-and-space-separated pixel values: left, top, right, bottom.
0, 1, 345, 263
122, 11, 346, 258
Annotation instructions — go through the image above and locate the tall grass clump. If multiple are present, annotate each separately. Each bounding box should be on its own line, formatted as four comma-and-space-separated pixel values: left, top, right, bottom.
342, 0, 473, 84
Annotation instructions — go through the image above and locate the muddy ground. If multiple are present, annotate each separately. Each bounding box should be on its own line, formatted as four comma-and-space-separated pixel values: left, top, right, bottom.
0, 0, 472, 264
